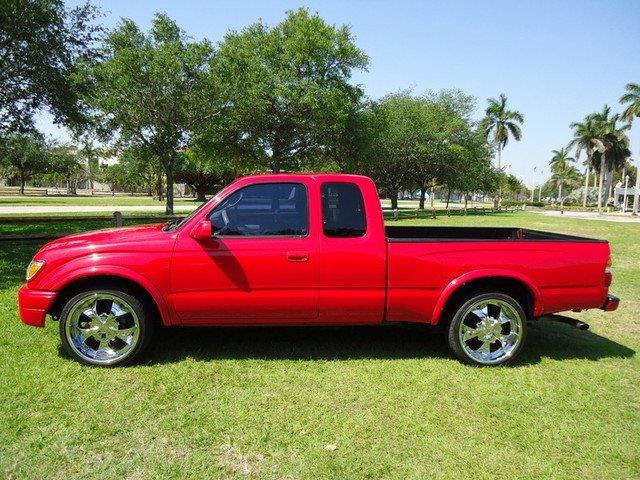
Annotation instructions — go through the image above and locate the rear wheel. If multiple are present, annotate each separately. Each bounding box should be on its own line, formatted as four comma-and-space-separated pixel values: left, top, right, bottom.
59, 288, 153, 366
447, 292, 527, 366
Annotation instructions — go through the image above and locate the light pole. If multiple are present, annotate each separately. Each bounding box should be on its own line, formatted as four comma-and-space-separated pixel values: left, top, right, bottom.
531, 166, 537, 201
538, 169, 544, 202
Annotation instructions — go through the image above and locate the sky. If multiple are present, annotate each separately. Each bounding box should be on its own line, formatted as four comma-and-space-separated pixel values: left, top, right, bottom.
38, 0, 640, 187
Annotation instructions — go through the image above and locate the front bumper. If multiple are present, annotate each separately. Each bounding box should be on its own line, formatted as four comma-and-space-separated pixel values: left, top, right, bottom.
601, 294, 620, 312
18, 285, 56, 327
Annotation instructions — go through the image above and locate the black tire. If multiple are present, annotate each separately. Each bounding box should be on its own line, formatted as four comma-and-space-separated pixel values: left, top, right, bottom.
59, 288, 154, 366
446, 291, 527, 366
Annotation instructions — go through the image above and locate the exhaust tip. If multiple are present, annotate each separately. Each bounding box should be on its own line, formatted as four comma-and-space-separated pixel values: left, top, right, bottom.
548, 315, 589, 331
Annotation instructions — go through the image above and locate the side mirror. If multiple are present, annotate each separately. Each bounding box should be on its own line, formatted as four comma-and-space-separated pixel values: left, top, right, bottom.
190, 220, 212, 240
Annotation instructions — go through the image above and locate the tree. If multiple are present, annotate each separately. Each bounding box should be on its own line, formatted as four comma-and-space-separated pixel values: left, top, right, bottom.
570, 107, 630, 214
0, 0, 102, 133
549, 147, 578, 213
481, 94, 524, 207
503, 174, 528, 200
450, 134, 495, 210
590, 107, 631, 213
568, 115, 601, 207
48, 144, 84, 194
175, 148, 236, 201
620, 82, 640, 215
0, 132, 48, 193
105, 147, 159, 196
210, 8, 368, 173
83, 13, 215, 214
412, 90, 476, 210
362, 93, 422, 210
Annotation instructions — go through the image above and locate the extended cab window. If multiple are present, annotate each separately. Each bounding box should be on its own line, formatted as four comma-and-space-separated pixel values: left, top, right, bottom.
322, 183, 366, 237
209, 183, 308, 236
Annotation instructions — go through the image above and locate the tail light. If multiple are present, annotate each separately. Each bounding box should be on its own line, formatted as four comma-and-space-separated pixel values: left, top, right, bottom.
605, 256, 612, 287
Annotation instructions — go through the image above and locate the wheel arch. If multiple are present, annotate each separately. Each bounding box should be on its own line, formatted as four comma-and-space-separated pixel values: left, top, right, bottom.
432, 271, 542, 325
47, 270, 171, 327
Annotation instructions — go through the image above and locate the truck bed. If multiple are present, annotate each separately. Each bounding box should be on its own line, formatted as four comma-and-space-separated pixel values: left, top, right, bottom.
385, 226, 605, 242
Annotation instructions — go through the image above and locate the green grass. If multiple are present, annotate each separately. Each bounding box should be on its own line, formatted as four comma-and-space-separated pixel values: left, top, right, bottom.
0, 195, 197, 207
1, 212, 638, 479
0, 218, 173, 236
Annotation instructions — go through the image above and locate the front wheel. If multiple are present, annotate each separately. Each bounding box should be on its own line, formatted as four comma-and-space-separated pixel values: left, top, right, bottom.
59, 288, 153, 366
447, 292, 527, 366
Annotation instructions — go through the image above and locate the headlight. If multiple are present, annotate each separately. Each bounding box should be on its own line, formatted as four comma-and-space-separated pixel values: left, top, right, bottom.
26, 260, 45, 281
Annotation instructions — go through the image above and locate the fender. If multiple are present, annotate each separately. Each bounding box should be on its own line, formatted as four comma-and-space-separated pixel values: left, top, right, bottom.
431, 269, 543, 324
43, 265, 174, 326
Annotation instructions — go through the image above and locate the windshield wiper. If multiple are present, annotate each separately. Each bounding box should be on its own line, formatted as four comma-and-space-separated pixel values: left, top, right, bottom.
163, 219, 181, 231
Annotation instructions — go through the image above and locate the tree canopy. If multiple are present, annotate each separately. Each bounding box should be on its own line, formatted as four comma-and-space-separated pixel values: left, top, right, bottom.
0, 0, 102, 133
0, 132, 49, 193
82, 12, 215, 213
208, 8, 368, 173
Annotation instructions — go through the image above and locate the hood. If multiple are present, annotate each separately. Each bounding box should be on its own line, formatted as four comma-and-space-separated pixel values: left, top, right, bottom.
38, 223, 170, 253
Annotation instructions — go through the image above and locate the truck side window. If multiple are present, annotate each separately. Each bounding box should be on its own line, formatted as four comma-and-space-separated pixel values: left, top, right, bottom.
322, 182, 366, 237
209, 183, 308, 236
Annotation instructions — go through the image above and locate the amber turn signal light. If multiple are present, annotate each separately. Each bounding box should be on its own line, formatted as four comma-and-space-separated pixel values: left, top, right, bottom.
26, 260, 45, 281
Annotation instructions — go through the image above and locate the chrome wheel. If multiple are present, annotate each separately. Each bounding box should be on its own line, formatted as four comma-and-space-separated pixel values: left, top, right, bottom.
457, 298, 523, 365
64, 293, 141, 365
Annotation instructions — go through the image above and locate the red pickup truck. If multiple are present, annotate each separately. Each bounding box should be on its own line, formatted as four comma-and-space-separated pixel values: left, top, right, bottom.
18, 174, 619, 366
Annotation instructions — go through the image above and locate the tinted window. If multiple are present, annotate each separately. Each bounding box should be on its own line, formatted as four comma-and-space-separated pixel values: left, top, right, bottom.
209, 183, 308, 236
322, 183, 366, 237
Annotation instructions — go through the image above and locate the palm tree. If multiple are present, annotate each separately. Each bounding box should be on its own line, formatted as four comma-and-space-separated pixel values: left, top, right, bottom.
591, 108, 631, 212
620, 82, 640, 215
549, 147, 577, 213
571, 107, 630, 214
568, 116, 601, 207
482, 94, 524, 208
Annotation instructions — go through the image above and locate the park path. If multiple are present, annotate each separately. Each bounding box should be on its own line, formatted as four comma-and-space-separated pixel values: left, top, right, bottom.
533, 210, 640, 223
0, 205, 197, 215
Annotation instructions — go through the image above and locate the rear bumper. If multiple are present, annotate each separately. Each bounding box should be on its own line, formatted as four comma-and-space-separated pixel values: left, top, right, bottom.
18, 285, 56, 327
600, 294, 620, 312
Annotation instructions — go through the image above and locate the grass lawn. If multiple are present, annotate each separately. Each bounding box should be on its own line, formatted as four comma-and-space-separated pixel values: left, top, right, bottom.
0, 195, 197, 207
1, 211, 638, 479
0, 218, 171, 236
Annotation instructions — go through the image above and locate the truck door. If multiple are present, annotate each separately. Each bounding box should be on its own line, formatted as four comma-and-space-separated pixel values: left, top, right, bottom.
170, 181, 319, 324
317, 181, 387, 324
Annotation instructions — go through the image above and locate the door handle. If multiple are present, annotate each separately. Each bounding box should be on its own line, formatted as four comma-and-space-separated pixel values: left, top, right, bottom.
287, 251, 309, 262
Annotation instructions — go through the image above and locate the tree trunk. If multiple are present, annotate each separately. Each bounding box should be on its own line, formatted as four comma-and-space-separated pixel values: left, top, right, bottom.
494, 144, 502, 209
632, 158, 640, 215
597, 161, 606, 214
165, 158, 174, 216
582, 166, 589, 207
156, 174, 164, 201
390, 193, 398, 210
559, 183, 563, 214
196, 187, 206, 202
445, 187, 452, 209
419, 186, 427, 210
603, 168, 614, 206
464, 193, 468, 214
20, 175, 25, 195
67, 177, 77, 195
271, 150, 282, 173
